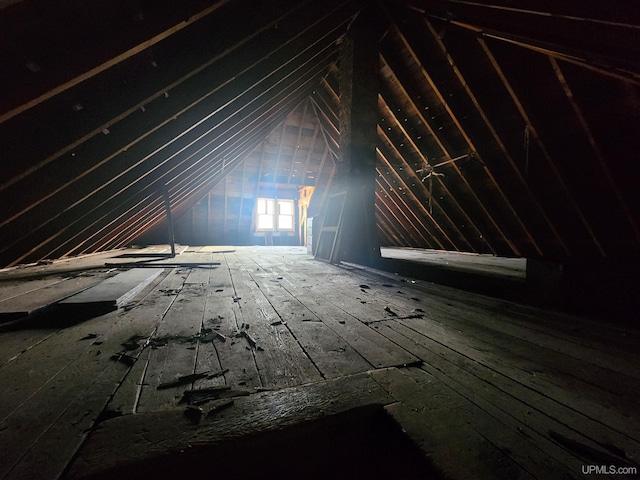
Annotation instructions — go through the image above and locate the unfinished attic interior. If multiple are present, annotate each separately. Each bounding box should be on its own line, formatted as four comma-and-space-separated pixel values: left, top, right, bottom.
1, 0, 640, 478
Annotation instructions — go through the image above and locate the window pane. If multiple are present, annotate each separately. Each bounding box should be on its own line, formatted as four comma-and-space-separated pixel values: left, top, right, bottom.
258, 198, 276, 215
278, 200, 293, 215
278, 215, 293, 230
258, 214, 273, 230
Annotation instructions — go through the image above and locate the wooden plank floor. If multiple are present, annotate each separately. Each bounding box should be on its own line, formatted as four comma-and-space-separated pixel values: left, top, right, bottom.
0, 246, 638, 480
381, 246, 527, 279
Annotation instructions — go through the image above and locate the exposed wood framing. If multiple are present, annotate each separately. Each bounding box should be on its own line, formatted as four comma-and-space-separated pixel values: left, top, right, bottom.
375, 175, 435, 248
0, 6, 348, 230
302, 123, 321, 184
0, 1, 233, 125
0, 0, 326, 194
4, 36, 338, 265
374, 195, 411, 246
421, 15, 640, 87
476, 37, 606, 256
380, 53, 538, 255
376, 149, 455, 250
270, 124, 287, 186
237, 152, 248, 239
377, 127, 474, 251
310, 97, 340, 156
550, 57, 640, 244
421, 18, 569, 256
287, 99, 310, 184
379, 71, 518, 256
378, 102, 489, 253
162, 188, 176, 257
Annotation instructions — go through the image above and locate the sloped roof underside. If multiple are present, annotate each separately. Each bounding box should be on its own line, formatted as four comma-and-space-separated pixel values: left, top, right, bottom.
0, 0, 639, 268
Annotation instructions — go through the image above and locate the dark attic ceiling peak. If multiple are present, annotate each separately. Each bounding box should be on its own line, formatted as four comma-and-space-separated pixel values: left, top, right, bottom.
1, 0, 640, 269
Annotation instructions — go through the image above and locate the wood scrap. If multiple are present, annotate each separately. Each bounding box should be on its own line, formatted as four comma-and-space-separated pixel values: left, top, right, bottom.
205, 399, 234, 418
384, 306, 398, 316
183, 405, 203, 423
156, 372, 209, 390
110, 353, 136, 366
240, 330, 257, 348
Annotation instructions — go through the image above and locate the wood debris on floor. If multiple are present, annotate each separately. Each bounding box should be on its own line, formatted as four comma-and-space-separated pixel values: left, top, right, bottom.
0, 246, 638, 480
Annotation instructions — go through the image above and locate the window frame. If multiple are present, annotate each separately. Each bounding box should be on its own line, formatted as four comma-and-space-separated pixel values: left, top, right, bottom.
256, 198, 295, 233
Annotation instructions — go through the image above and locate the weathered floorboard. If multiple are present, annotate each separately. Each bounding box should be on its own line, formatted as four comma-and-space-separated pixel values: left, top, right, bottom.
136, 283, 208, 412
0, 270, 171, 480
1, 246, 639, 480
202, 257, 261, 389
60, 268, 164, 308
371, 367, 538, 480
65, 371, 395, 480
228, 252, 372, 379
224, 253, 324, 387
244, 251, 419, 368
0, 272, 110, 319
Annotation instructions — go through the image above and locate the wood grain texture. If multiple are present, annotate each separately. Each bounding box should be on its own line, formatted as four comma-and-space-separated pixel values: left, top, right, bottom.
1, 246, 639, 480
0, 270, 171, 480
371, 367, 536, 480
60, 268, 164, 308
65, 371, 394, 480
0, 273, 109, 318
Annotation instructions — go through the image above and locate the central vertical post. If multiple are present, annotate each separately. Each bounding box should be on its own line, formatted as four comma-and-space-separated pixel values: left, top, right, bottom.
334, 8, 386, 266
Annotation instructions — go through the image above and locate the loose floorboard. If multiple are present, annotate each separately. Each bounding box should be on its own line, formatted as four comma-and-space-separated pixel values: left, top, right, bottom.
0, 272, 111, 320
59, 268, 164, 309
380, 247, 527, 279
0, 246, 638, 480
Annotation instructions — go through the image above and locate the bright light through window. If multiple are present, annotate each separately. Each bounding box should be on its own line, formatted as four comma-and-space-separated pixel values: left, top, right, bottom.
278, 200, 294, 230
257, 198, 294, 232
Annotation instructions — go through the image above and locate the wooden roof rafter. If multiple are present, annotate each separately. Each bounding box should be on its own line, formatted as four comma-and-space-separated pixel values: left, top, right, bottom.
286, 98, 311, 184
378, 96, 493, 253
268, 122, 287, 186
379, 60, 520, 256
301, 121, 322, 185
100, 125, 274, 254
376, 147, 458, 250
419, 17, 570, 257
374, 185, 421, 247
150, 89, 319, 231
2, 20, 343, 264
309, 97, 340, 158
0, 2, 351, 232
405, 0, 640, 79
0, 0, 345, 194
375, 193, 414, 246
0, 0, 234, 125
549, 57, 640, 244
47, 113, 274, 259
39, 69, 320, 261
377, 126, 477, 252
380, 50, 539, 255
375, 173, 440, 249
475, 36, 606, 256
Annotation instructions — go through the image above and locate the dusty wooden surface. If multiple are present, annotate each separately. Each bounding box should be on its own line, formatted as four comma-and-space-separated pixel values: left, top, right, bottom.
380, 246, 527, 279
0, 272, 111, 319
0, 246, 638, 480
59, 268, 164, 308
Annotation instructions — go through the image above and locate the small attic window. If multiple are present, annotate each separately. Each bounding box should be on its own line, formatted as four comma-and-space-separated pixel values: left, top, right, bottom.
256, 198, 295, 232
